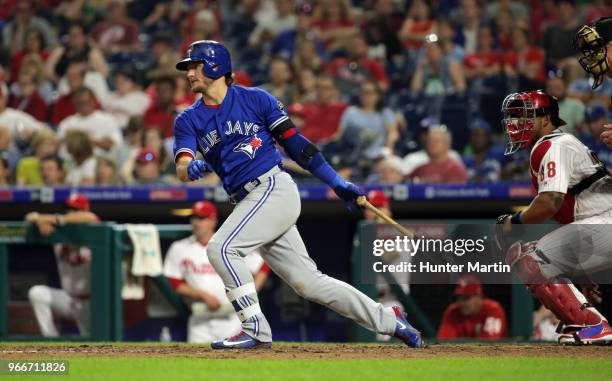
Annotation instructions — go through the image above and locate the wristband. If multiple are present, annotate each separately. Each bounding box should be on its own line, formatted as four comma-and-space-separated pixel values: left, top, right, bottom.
510, 212, 522, 224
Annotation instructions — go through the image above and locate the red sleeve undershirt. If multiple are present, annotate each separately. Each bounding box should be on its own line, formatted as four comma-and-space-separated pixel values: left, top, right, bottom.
167, 277, 185, 290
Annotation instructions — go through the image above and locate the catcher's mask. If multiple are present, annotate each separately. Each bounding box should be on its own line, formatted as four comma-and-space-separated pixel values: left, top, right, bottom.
501, 91, 566, 155
574, 23, 609, 89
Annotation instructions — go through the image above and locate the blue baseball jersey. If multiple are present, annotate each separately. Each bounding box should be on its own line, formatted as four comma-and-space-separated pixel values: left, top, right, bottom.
173, 86, 289, 193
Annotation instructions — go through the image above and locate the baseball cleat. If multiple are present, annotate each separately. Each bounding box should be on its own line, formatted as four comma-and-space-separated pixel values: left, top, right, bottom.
572, 321, 612, 345
391, 306, 422, 348
211, 331, 272, 349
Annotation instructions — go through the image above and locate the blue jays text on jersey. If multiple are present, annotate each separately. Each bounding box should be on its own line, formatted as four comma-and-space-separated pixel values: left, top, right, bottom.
173, 86, 289, 193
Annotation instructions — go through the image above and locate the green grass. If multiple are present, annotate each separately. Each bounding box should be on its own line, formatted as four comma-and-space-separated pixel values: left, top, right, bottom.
3, 357, 612, 381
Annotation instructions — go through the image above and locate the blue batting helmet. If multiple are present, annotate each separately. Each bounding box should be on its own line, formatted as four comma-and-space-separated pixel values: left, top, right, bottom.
175, 40, 232, 79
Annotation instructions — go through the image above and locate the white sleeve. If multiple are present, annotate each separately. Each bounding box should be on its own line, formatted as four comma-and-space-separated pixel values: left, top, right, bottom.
244, 251, 264, 274
163, 242, 184, 280
537, 140, 572, 194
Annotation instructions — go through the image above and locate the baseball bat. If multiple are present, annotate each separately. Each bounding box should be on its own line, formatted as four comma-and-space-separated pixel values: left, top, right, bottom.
356, 196, 414, 239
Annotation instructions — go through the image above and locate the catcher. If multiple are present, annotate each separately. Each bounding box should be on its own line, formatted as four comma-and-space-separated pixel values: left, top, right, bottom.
574, 16, 612, 148
497, 89, 612, 345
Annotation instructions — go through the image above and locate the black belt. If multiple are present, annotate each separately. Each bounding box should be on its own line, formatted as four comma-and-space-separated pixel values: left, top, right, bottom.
569, 168, 610, 196
229, 166, 281, 204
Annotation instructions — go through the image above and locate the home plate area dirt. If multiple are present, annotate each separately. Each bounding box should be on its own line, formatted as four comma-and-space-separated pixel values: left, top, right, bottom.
1, 343, 611, 360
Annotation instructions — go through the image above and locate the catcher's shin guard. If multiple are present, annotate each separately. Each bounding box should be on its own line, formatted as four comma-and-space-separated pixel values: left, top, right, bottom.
506, 242, 605, 328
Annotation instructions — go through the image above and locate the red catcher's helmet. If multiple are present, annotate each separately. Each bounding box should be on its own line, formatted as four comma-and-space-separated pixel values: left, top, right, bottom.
501, 90, 566, 155
66, 193, 90, 211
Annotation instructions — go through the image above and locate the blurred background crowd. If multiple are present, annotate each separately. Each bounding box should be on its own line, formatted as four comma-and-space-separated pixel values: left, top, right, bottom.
0, 0, 610, 188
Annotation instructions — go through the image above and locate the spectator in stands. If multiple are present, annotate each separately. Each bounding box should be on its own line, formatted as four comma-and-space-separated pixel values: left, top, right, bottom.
26, 193, 99, 337
9, 28, 50, 84
144, 76, 177, 139
9, 57, 49, 122
491, 8, 514, 51
311, 0, 356, 51
362, 0, 404, 60
16, 128, 59, 186
581, 105, 612, 170
503, 26, 546, 91
179, 8, 223, 54
117, 117, 144, 183
568, 76, 612, 107
0, 125, 21, 173
370, 155, 406, 184
2, 0, 57, 56
333, 80, 399, 162
293, 68, 318, 103
410, 41, 466, 96
132, 147, 173, 185
462, 119, 503, 183
0, 153, 13, 187
164, 201, 269, 343
56, 57, 110, 106
583, 0, 612, 25
95, 156, 122, 186
292, 37, 325, 74
90, 1, 141, 57
326, 32, 390, 96
140, 0, 183, 35
485, 0, 528, 25
0, 82, 46, 148
500, 148, 530, 181
398, 0, 437, 53
39, 155, 65, 186
270, 3, 325, 60
249, 0, 297, 48
261, 57, 295, 107
103, 68, 151, 130
45, 23, 109, 83
545, 75, 585, 135
144, 32, 182, 80
289, 75, 349, 144
57, 87, 122, 158
63, 129, 96, 186
51, 62, 90, 127
142, 127, 173, 175
402, 118, 462, 176
456, 0, 482, 55
409, 125, 468, 184
437, 18, 465, 64
464, 25, 502, 82
529, 0, 558, 44
438, 275, 507, 339
542, 0, 581, 71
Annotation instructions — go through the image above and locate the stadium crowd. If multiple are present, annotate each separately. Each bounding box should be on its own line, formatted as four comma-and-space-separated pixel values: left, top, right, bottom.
0, 0, 610, 188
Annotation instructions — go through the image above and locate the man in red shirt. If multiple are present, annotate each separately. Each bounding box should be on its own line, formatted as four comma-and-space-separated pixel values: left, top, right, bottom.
287, 76, 348, 144
326, 33, 389, 96
409, 126, 468, 184
144, 76, 177, 139
438, 275, 507, 339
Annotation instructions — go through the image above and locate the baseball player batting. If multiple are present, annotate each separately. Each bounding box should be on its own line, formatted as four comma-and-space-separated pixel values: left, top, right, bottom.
497, 90, 612, 345
172, 40, 421, 349
574, 16, 612, 148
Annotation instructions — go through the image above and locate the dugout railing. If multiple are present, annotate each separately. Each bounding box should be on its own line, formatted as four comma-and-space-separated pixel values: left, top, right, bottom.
0, 221, 534, 342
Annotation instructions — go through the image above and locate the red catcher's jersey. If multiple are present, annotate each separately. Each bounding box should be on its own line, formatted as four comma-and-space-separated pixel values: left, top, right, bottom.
437, 298, 507, 339
529, 132, 612, 224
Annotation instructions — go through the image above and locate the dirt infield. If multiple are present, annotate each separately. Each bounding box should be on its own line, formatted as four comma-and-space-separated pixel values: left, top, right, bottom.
1, 343, 611, 360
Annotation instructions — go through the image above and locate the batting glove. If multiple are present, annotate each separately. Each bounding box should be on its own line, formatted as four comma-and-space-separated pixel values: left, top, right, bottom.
333, 180, 364, 209
187, 160, 210, 181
